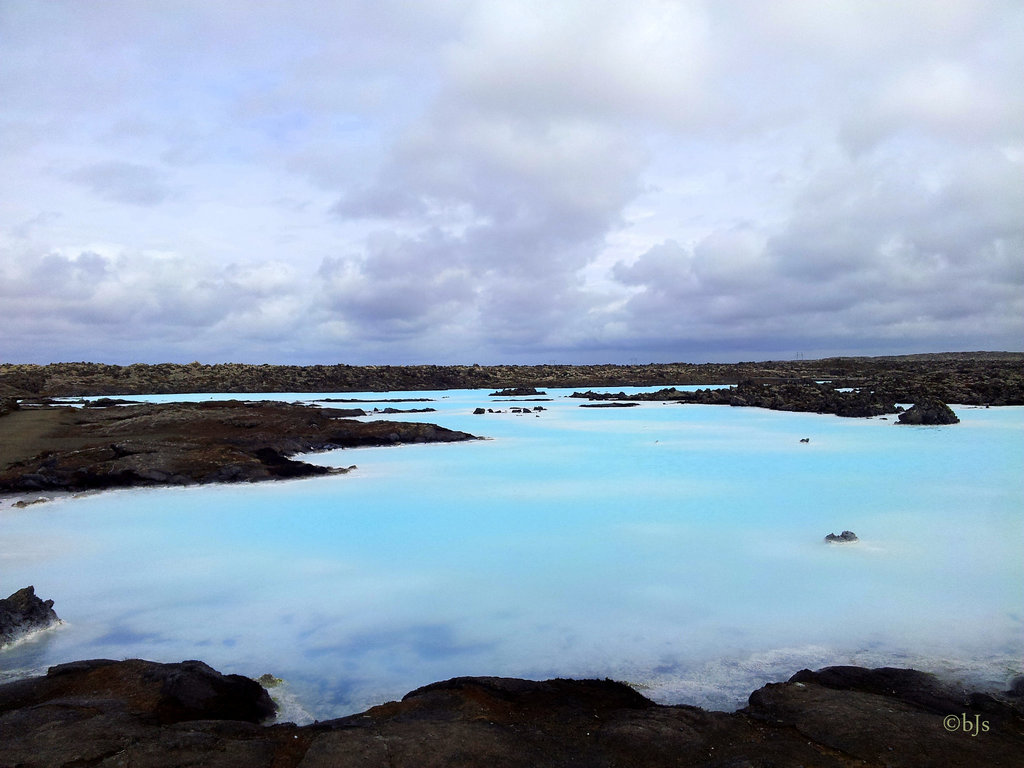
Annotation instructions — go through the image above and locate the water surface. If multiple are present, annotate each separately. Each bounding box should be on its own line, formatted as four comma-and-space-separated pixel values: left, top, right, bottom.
2, 389, 1021, 720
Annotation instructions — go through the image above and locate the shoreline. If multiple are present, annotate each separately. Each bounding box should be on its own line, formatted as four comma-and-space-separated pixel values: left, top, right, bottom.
1, 656, 1022, 766
2, 585, 1018, 725
3, 354, 1023, 404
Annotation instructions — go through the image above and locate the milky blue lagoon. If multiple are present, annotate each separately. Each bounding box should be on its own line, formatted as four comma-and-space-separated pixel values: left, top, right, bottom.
2, 389, 1022, 722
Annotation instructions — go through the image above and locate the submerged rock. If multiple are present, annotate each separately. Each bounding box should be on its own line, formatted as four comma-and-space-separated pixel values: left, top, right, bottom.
897, 397, 960, 425
0, 586, 61, 647
257, 673, 284, 688
825, 530, 858, 543
11, 497, 50, 508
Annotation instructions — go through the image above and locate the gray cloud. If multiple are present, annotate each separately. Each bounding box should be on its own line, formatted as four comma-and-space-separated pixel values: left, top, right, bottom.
1, 0, 1022, 364
66, 162, 172, 207
609, 143, 1024, 355
316, 230, 477, 340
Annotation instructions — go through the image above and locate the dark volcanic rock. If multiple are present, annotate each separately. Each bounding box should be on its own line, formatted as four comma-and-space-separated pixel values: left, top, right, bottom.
786, 666, 971, 713
3, 355, 1023, 406
83, 397, 141, 407
489, 386, 547, 396
898, 397, 960, 425
2, 661, 1022, 767
746, 667, 1024, 767
1008, 676, 1024, 698
572, 381, 901, 417
0, 401, 479, 494
326, 407, 367, 417
0, 586, 61, 647
825, 530, 858, 543
0, 659, 276, 768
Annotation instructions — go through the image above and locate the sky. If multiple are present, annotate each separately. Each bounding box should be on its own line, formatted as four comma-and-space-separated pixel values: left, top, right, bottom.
1, 1, 1022, 365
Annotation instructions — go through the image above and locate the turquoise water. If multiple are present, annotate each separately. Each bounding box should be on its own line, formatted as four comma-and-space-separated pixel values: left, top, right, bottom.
2, 389, 1022, 721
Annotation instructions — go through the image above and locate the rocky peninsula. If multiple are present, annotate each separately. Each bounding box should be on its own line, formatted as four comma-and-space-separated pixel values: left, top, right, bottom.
571, 380, 905, 417
0, 400, 478, 494
1, 658, 1021, 767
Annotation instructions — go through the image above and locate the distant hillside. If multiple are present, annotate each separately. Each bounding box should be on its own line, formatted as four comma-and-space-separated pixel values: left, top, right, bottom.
857, 351, 1024, 361
1, 353, 1022, 404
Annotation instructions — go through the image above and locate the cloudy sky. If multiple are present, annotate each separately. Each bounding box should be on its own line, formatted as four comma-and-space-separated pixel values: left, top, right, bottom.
2, 1, 1022, 365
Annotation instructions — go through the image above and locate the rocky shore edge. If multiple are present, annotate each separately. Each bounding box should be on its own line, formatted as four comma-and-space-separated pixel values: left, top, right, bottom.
1, 656, 1022, 767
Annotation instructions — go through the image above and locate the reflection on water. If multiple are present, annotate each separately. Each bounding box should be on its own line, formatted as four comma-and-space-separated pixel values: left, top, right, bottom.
2, 389, 1022, 721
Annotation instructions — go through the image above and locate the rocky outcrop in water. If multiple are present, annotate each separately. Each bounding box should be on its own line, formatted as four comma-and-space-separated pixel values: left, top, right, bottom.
573, 381, 900, 417
489, 386, 547, 396
898, 397, 960, 425
0, 660, 1021, 767
0, 401, 479, 494
0, 586, 61, 647
825, 530, 859, 543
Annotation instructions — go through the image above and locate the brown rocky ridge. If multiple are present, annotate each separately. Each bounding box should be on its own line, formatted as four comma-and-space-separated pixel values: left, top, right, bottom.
572, 381, 905, 417
2, 353, 1022, 404
1, 657, 1022, 767
570, 375, 998, 419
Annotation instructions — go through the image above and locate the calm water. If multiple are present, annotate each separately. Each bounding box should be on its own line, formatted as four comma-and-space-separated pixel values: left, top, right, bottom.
2, 388, 1022, 722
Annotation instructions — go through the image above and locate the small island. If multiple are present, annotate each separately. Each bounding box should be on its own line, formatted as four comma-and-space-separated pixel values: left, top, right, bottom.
897, 397, 961, 425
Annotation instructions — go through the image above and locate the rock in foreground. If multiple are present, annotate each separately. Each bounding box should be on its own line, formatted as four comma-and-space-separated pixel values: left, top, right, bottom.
0, 589, 60, 651
1, 660, 1021, 767
0, 586, 61, 647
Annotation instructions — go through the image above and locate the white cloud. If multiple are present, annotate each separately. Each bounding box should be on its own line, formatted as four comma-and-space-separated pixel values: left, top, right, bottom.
443, 1, 713, 127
